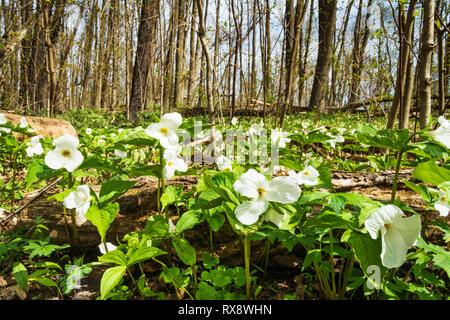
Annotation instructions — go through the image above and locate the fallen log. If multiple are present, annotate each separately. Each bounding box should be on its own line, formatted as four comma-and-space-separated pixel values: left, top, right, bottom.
0, 111, 77, 139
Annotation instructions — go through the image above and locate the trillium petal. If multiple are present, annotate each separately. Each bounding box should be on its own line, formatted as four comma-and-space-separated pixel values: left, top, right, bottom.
45, 149, 65, 170
391, 214, 421, 248
64, 149, 84, 172
235, 200, 268, 225
265, 176, 301, 204
381, 227, 409, 269
54, 134, 79, 149
164, 164, 176, 179
434, 201, 450, 217
364, 204, 403, 239
161, 112, 182, 130
145, 123, 165, 140
63, 192, 77, 209
172, 157, 187, 172
233, 169, 267, 200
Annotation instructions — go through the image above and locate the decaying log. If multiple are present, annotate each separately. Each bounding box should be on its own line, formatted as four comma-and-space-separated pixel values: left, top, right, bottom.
0, 111, 77, 139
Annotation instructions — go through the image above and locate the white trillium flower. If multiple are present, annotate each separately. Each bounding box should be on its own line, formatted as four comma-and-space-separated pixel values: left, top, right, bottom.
426, 116, 450, 149
0, 127, 11, 134
63, 185, 91, 222
233, 169, 301, 225
302, 122, 309, 129
86, 128, 92, 135
98, 138, 106, 146
163, 148, 187, 179
327, 135, 344, 148
168, 218, 176, 234
271, 128, 291, 148
19, 117, 28, 128
0, 113, 7, 125
145, 112, 182, 149
45, 134, 84, 172
114, 149, 127, 159
434, 188, 449, 217
99, 242, 117, 255
288, 165, 319, 186
216, 155, 232, 172
231, 117, 238, 125
0, 208, 6, 219
364, 205, 421, 269
26, 135, 44, 157
249, 122, 263, 136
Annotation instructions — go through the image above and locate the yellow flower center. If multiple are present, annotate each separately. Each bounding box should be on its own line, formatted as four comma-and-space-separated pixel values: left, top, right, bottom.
304, 171, 310, 176
384, 223, 391, 230
61, 150, 71, 158
168, 161, 173, 167
225, 167, 231, 172
160, 127, 168, 134
257, 187, 266, 197
441, 196, 447, 202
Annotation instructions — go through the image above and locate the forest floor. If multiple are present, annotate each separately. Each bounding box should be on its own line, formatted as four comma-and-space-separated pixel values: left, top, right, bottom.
1, 169, 446, 301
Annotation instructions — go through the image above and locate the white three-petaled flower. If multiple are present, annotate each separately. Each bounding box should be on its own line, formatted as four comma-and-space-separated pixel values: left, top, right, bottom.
327, 134, 344, 148
45, 134, 84, 172
0, 113, 7, 125
114, 149, 127, 159
231, 117, 238, 125
145, 112, 182, 149
99, 242, 117, 255
364, 204, 421, 269
271, 128, 291, 148
26, 135, 44, 157
216, 155, 232, 172
233, 169, 301, 225
19, 117, 28, 128
288, 165, 319, 186
426, 116, 450, 149
434, 188, 449, 217
163, 148, 187, 179
63, 185, 91, 222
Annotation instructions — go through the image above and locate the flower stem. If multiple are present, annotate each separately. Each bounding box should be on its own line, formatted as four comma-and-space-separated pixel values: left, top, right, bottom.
391, 150, 404, 202
244, 235, 251, 300
329, 229, 337, 299
127, 267, 145, 300
159, 145, 172, 266
263, 238, 270, 279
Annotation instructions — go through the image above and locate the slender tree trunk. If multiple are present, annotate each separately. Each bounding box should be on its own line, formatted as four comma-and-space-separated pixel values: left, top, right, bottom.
298, 0, 313, 108
195, 0, 216, 157
280, 0, 309, 127
386, 0, 417, 129
308, 0, 337, 111
173, 0, 187, 110
129, 0, 160, 122
418, 0, 435, 129
230, 0, 241, 119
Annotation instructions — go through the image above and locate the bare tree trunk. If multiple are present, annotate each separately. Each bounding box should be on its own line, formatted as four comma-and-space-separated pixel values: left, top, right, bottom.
173, 0, 187, 110
418, 0, 435, 129
230, 0, 241, 119
298, 0, 313, 109
308, 0, 337, 111
129, 0, 160, 122
386, 0, 417, 129
162, 1, 178, 114
195, 0, 216, 157
279, 0, 309, 127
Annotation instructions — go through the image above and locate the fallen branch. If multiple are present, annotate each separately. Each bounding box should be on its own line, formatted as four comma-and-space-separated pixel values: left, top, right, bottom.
0, 177, 62, 225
